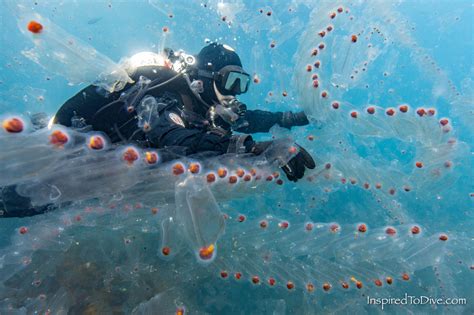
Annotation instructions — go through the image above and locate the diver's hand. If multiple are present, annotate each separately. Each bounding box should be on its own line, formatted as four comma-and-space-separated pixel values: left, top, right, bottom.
280, 111, 309, 129
281, 145, 315, 182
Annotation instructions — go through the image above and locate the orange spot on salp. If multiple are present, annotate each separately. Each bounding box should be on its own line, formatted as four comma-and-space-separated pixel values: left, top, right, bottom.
270, 41, 276, 48
123, 147, 139, 165
318, 31, 326, 38
416, 108, 426, 117
234, 272, 242, 280
306, 64, 312, 72
374, 279, 383, 287
389, 188, 396, 195
228, 175, 238, 184
145, 151, 158, 164
172, 163, 185, 175
3, 117, 24, 133
27, 20, 43, 34
286, 281, 295, 290
277, 179, 284, 185
282, 91, 288, 97
188, 162, 200, 174
329, 12, 336, 19
351, 34, 358, 42
268, 277, 276, 286
401, 273, 410, 281
321, 91, 328, 98
311, 48, 318, 56
272, 171, 280, 178
305, 222, 314, 231
259, 220, 268, 229
439, 234, 448, 241
330, 223, 340, 233
363, 182, 370, 189
217, 168, 227, 178
366, 106, 375, 114
253, 75, 260, 84
385, 227, 397, 236
326, 25, 333, 32
403, 185, 411, 192
356, 281, 363, 289
236, 168, 245, 177
427, 108, 436, 116
175, 307, 185, 315
88, 135, 105, 150
337, 7, 344, 13
243, 174, 251, 182
162, 246, 171, 256
411, 225, 421, 234
206, 173, 216, 183
386, 276, 393, 285
266, 11, 272, 16
312, 74, 319, 80
251, 276, 260, 284
322, 282, 332, 291
341, 282, 349, 289
237, 215, 246, 222
332, 101, 340, 109
249, 168, 257, 176
350, 111, 358, 118
399, 104, 409, 113
375, 183, 382, 189
358, 223, 367, 233
312, 80, 319, 88
307, 135, 315, 141
386, 108, 395, 116
349, 178, 357, 185
266, 175, 273, 182
199, 244, 215, 260
151, 207, 159, 215
305, 282, 315, 292
318, 43, 325, 50
19, 226, 28, 235
220, 271, 228, 278
439, 118, 449, 126
415, 161, 423, 168
49, 130, 69, 147
314, 60, 321, 68
162, 26, 169, 33
279, 221, 289, 229
444, 161, 452, 168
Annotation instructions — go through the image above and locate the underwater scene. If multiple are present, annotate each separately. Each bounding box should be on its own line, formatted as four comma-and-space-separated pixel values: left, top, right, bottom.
0, 0, 473, 314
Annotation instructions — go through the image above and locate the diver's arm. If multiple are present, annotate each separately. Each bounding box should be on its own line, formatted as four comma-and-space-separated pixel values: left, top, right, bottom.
146, 110, 253, 155
236, 110, 309, 133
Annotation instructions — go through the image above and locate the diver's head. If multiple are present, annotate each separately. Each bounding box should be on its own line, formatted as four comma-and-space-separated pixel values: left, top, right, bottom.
196, 43, 250, 104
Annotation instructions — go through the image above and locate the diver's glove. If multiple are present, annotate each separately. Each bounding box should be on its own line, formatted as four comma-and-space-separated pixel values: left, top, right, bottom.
279, 111, 309, 129
248, 141, 316, 182
281, 144, 316, 182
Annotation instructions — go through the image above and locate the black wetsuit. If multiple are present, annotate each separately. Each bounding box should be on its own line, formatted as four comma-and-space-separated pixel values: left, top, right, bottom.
1, 66, 304, 218
54, 66, 288, 154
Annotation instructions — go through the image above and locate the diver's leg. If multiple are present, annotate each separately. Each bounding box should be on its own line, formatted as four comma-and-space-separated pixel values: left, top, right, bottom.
0, 186, 55, 218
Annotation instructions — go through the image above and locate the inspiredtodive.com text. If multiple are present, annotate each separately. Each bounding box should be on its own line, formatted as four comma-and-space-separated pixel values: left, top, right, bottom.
367, 293, 467, 310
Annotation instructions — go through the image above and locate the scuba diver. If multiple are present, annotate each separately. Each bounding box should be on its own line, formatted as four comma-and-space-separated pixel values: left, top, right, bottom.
0, 43, 315, 218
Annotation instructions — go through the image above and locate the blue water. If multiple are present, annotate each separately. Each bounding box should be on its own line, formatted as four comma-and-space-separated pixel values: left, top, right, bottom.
0, 0, 473, 314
